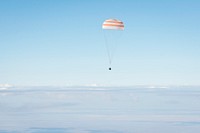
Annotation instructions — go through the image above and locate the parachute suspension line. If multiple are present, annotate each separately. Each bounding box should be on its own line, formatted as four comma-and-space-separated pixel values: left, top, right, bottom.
103, 30, 112, 65
103, 30, 123, 66
109, 30, 123, 63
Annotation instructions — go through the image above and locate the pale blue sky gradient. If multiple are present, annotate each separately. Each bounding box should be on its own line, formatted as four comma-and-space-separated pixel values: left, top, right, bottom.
0, 0, 200, 86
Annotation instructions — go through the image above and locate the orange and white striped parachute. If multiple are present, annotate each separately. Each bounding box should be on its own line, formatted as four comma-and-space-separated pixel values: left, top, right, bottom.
102, 19, 124, 30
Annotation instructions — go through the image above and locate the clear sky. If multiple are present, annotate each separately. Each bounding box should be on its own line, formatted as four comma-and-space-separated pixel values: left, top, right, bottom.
0, 0, 200, 86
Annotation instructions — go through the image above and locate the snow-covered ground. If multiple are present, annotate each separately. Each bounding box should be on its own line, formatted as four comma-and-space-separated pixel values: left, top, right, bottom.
0, 84, 12, 90
0, 86, 200, 133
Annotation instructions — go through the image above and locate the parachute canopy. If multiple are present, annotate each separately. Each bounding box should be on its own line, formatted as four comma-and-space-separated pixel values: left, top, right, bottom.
102, 19, 124, 30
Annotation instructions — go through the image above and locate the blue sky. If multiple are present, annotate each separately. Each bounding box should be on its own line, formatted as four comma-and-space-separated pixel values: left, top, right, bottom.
0, 0, 200, 86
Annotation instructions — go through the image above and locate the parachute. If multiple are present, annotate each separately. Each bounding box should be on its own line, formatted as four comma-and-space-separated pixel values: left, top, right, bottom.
102, 19, 124, 70
102, 19, 124, 30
